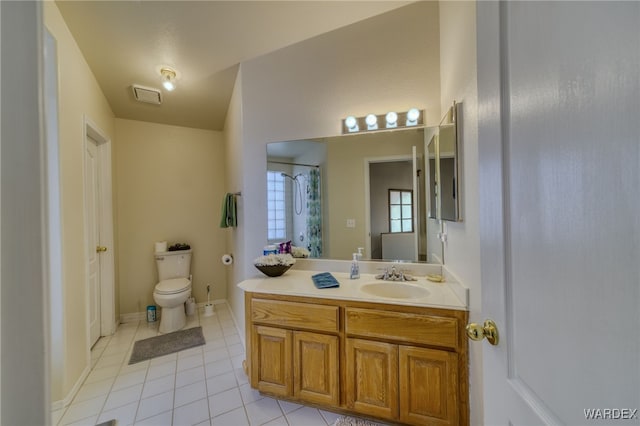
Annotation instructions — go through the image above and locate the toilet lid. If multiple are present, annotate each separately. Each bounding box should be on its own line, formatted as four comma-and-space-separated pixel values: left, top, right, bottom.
155, 278, 191, 295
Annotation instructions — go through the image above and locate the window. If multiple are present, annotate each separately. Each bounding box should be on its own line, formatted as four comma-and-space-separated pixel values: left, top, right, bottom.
389, 189, 413, 233
267, 171, 286, 240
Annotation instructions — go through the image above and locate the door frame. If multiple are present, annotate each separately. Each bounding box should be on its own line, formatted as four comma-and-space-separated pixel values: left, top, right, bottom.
82, 115, 116, 344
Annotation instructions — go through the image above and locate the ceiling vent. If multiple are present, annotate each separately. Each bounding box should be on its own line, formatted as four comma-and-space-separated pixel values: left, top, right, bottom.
132, 84, 162, 105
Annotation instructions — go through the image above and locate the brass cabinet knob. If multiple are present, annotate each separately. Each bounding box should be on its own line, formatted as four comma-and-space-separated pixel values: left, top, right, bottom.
466, 319, 499, 346
96, 246, 108, 253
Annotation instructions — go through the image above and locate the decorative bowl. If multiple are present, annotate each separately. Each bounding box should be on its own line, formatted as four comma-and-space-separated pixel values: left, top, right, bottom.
255, 264, 292, 277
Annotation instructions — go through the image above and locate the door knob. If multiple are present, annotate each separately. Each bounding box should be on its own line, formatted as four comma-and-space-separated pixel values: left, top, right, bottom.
466, 319, 499, 346
96, 246, 108, 253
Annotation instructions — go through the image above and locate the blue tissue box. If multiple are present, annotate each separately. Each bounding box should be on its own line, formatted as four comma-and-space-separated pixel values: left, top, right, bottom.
311, 272, 340, 289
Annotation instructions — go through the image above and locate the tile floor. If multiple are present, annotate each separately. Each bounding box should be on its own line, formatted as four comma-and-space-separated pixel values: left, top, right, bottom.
51, 303, 353, 426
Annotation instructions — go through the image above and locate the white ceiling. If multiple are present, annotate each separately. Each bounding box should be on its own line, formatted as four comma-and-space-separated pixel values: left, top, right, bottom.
55, 1, 412, 131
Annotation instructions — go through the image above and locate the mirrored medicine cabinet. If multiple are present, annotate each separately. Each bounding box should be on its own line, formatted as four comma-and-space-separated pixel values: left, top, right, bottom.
429, 101, 462, 223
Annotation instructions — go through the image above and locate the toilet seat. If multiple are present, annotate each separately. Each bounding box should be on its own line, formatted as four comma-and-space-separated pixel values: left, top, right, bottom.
155, 278, 191, 295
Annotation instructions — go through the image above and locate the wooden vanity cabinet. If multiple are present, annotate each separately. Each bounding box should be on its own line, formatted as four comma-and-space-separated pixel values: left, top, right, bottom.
252, 326, 339, 404
245, 292, 468, 426
293, 331, 339, 405
345, 307, 462, 425
249, 297, 340, 405
252, 325, 292, 397
345, 338, 399, 419
345, 339, 459, 425
398, 346, 459, 425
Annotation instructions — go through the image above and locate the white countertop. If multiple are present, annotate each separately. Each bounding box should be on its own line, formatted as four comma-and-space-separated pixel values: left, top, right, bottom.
238, 269, 467, 311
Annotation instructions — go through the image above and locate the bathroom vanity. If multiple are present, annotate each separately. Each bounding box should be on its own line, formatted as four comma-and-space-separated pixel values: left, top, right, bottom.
239, 269, 468, 426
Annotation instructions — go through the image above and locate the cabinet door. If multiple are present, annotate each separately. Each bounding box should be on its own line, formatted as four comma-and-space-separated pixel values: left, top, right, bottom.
346, 338, 398, 420
252, 326, 292, 397
293, 331, 339, 406
399, 346, 458, 425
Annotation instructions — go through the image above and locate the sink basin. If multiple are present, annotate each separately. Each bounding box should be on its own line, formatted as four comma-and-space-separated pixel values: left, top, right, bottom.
360, 282, 429, 299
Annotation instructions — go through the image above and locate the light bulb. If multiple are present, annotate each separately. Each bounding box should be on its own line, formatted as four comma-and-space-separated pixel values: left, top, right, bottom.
406, 108, 420, 125
160, 67, 177, 91
385, 111, 398, 128
365, 114, 378, 130
345, 116, 359, 132
162, 78, 175, 91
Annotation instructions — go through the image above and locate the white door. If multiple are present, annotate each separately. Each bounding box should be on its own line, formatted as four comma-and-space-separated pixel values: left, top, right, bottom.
85, 135, 101, 347
477, 2, 639, 425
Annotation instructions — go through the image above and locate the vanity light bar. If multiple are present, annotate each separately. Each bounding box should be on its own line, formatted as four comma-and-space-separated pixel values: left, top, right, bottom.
342, 108, 424, 134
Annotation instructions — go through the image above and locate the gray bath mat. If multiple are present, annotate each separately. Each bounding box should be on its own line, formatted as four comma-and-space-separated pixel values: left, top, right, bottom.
129, 326, 205, 364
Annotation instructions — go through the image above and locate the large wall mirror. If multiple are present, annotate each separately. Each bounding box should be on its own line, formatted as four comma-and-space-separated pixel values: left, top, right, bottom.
265, 102, 460, 264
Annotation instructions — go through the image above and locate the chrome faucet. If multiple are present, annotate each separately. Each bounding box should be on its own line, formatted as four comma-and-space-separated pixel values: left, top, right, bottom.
375, 265, 416, 281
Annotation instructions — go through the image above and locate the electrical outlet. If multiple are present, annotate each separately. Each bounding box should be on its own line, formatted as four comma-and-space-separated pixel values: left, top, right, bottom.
346, 219, 356, 228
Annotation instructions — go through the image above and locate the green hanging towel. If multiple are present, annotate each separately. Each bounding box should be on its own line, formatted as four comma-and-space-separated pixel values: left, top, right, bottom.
219, 193, 237, 228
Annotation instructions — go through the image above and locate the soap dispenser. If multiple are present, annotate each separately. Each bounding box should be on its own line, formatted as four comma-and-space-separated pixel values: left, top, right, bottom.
350, 253, 360, 279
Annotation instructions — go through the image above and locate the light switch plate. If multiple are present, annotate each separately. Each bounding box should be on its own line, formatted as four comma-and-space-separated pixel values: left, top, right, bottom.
346, 219, 356, 228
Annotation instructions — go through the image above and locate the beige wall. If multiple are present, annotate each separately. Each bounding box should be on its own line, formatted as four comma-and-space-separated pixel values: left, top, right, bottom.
44, 2, 116, 403
115, 119, 227, 314
439, 1, 482, 425
228, 2, 441, 337
222, 71, 245, 333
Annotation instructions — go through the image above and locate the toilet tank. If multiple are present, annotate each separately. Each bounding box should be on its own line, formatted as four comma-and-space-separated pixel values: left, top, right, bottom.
155, 249, 192, 281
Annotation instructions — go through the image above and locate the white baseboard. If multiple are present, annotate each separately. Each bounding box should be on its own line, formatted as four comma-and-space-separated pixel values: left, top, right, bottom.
120, 298, 228, 324
50, 364, 91, 411
120, 311, 146, 323
227, 300, 246, 351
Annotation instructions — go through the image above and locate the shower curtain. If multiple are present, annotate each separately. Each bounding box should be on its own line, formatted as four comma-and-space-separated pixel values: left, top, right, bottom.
306, 168, 322, 257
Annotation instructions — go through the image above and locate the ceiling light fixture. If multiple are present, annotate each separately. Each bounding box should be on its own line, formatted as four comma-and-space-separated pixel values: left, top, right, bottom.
160, 67, 177, 91
341, 108, 424, 135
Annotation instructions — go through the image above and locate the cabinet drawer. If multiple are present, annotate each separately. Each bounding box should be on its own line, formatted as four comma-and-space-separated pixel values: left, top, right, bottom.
345, 308, 459, 350
252, 299, 339, 333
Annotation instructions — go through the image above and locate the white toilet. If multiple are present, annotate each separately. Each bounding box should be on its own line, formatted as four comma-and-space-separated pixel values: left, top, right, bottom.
153, 249, 192, 333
